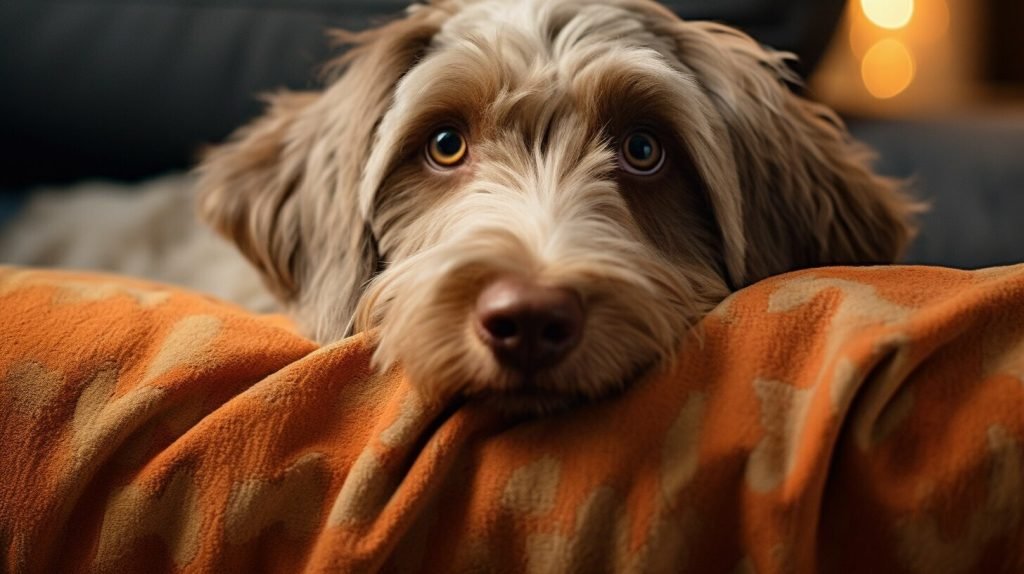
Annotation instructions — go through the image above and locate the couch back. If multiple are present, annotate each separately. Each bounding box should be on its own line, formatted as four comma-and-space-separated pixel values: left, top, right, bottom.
0, 0, 844, 187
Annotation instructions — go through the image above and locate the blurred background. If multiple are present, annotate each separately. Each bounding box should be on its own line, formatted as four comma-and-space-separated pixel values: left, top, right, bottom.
0, 0, 1021, 275
812, 0, 1024, 267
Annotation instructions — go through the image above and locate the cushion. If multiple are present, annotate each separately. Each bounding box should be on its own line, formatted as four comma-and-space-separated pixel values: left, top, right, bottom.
850, 118, 1024, 269
1, 264, 1022, 572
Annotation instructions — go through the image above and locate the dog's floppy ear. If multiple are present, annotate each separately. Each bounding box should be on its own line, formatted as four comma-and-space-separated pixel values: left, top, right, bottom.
197, 5, 449, 338
659, 20, 920, 286
197, 91, 317, 300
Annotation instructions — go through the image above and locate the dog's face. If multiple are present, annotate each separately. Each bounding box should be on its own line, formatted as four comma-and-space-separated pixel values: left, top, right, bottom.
199, 0, 916, 410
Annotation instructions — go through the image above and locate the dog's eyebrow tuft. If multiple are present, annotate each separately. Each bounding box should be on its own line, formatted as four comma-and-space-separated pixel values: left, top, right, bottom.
573, 61, 688, 127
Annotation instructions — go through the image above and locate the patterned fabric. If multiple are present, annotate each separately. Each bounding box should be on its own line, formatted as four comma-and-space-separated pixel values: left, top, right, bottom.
1, 265, 1022, 573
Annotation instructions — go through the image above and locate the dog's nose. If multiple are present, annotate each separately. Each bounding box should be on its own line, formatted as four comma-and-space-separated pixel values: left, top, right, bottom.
475, 277, 584, 372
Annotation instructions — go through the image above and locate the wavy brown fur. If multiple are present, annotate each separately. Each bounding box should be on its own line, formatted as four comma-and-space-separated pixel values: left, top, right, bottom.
197, 0, 919, 407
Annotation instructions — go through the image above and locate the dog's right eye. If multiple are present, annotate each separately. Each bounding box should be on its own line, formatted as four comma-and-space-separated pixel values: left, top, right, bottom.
619, 131, 665, 175
426, 129, 468, 168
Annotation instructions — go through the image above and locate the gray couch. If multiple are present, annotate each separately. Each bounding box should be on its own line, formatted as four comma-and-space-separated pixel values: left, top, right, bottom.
1, 0, 1020, 268
851, 118, 1024, 268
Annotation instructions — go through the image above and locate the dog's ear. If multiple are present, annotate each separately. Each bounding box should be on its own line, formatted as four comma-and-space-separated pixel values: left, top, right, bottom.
197, 5, 449, 337
658, 20, 920, 286
197, 91, 317, 301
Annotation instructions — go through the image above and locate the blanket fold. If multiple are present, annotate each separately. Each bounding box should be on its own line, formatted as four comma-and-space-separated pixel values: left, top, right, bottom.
1, 265, 1022, 573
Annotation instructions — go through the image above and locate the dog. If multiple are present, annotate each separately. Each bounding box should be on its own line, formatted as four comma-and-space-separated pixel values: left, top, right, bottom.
197, 0, 918, 411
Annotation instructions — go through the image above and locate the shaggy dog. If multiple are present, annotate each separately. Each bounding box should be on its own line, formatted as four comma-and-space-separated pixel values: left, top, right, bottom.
198, 0, 917, 411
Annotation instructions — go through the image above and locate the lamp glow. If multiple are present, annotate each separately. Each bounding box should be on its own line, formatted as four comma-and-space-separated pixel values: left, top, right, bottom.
861, 0, 914, 30
861, 39, 916, 99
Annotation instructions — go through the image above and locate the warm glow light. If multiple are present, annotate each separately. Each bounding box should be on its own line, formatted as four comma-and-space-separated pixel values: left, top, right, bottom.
861, 39, 916, 99
913, 0, 949, 44
861, 0, 914, 30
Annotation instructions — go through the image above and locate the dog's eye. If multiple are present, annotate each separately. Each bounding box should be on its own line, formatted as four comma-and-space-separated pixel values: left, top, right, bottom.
426, 129, 468, 168
620, 131, 664, 175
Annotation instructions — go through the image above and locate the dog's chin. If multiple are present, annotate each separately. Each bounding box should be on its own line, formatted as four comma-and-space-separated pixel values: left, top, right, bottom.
475, 391, 583, 416
454, 360, 657, 416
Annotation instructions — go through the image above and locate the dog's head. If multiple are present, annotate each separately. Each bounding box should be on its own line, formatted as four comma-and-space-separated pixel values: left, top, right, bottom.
198, 0, 917, 409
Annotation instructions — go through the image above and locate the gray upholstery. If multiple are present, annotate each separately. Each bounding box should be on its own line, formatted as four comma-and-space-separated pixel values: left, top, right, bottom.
0, 0, 841, 186
850, 117, 1024, 268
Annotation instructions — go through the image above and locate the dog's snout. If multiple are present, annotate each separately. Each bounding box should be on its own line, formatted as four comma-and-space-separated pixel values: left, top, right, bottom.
474, 277, 584, 372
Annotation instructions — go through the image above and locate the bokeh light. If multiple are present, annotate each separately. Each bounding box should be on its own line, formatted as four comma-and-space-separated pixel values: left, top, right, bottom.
849, 11, 877, 57
861, 39, 916, 99
861, 0, 915, 30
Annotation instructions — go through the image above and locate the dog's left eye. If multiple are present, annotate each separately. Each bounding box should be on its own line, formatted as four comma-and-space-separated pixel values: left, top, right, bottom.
426, 129, 468, 168
620, 131, 664, 175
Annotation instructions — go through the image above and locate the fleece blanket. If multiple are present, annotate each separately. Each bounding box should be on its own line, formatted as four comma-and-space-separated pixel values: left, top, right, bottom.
0, 265, 1022, 573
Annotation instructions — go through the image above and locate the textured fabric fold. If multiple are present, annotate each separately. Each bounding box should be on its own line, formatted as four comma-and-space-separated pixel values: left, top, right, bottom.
1, 264, 1022, 573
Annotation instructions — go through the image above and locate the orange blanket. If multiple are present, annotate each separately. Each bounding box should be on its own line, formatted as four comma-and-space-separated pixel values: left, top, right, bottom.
1, 265, 1022, 573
